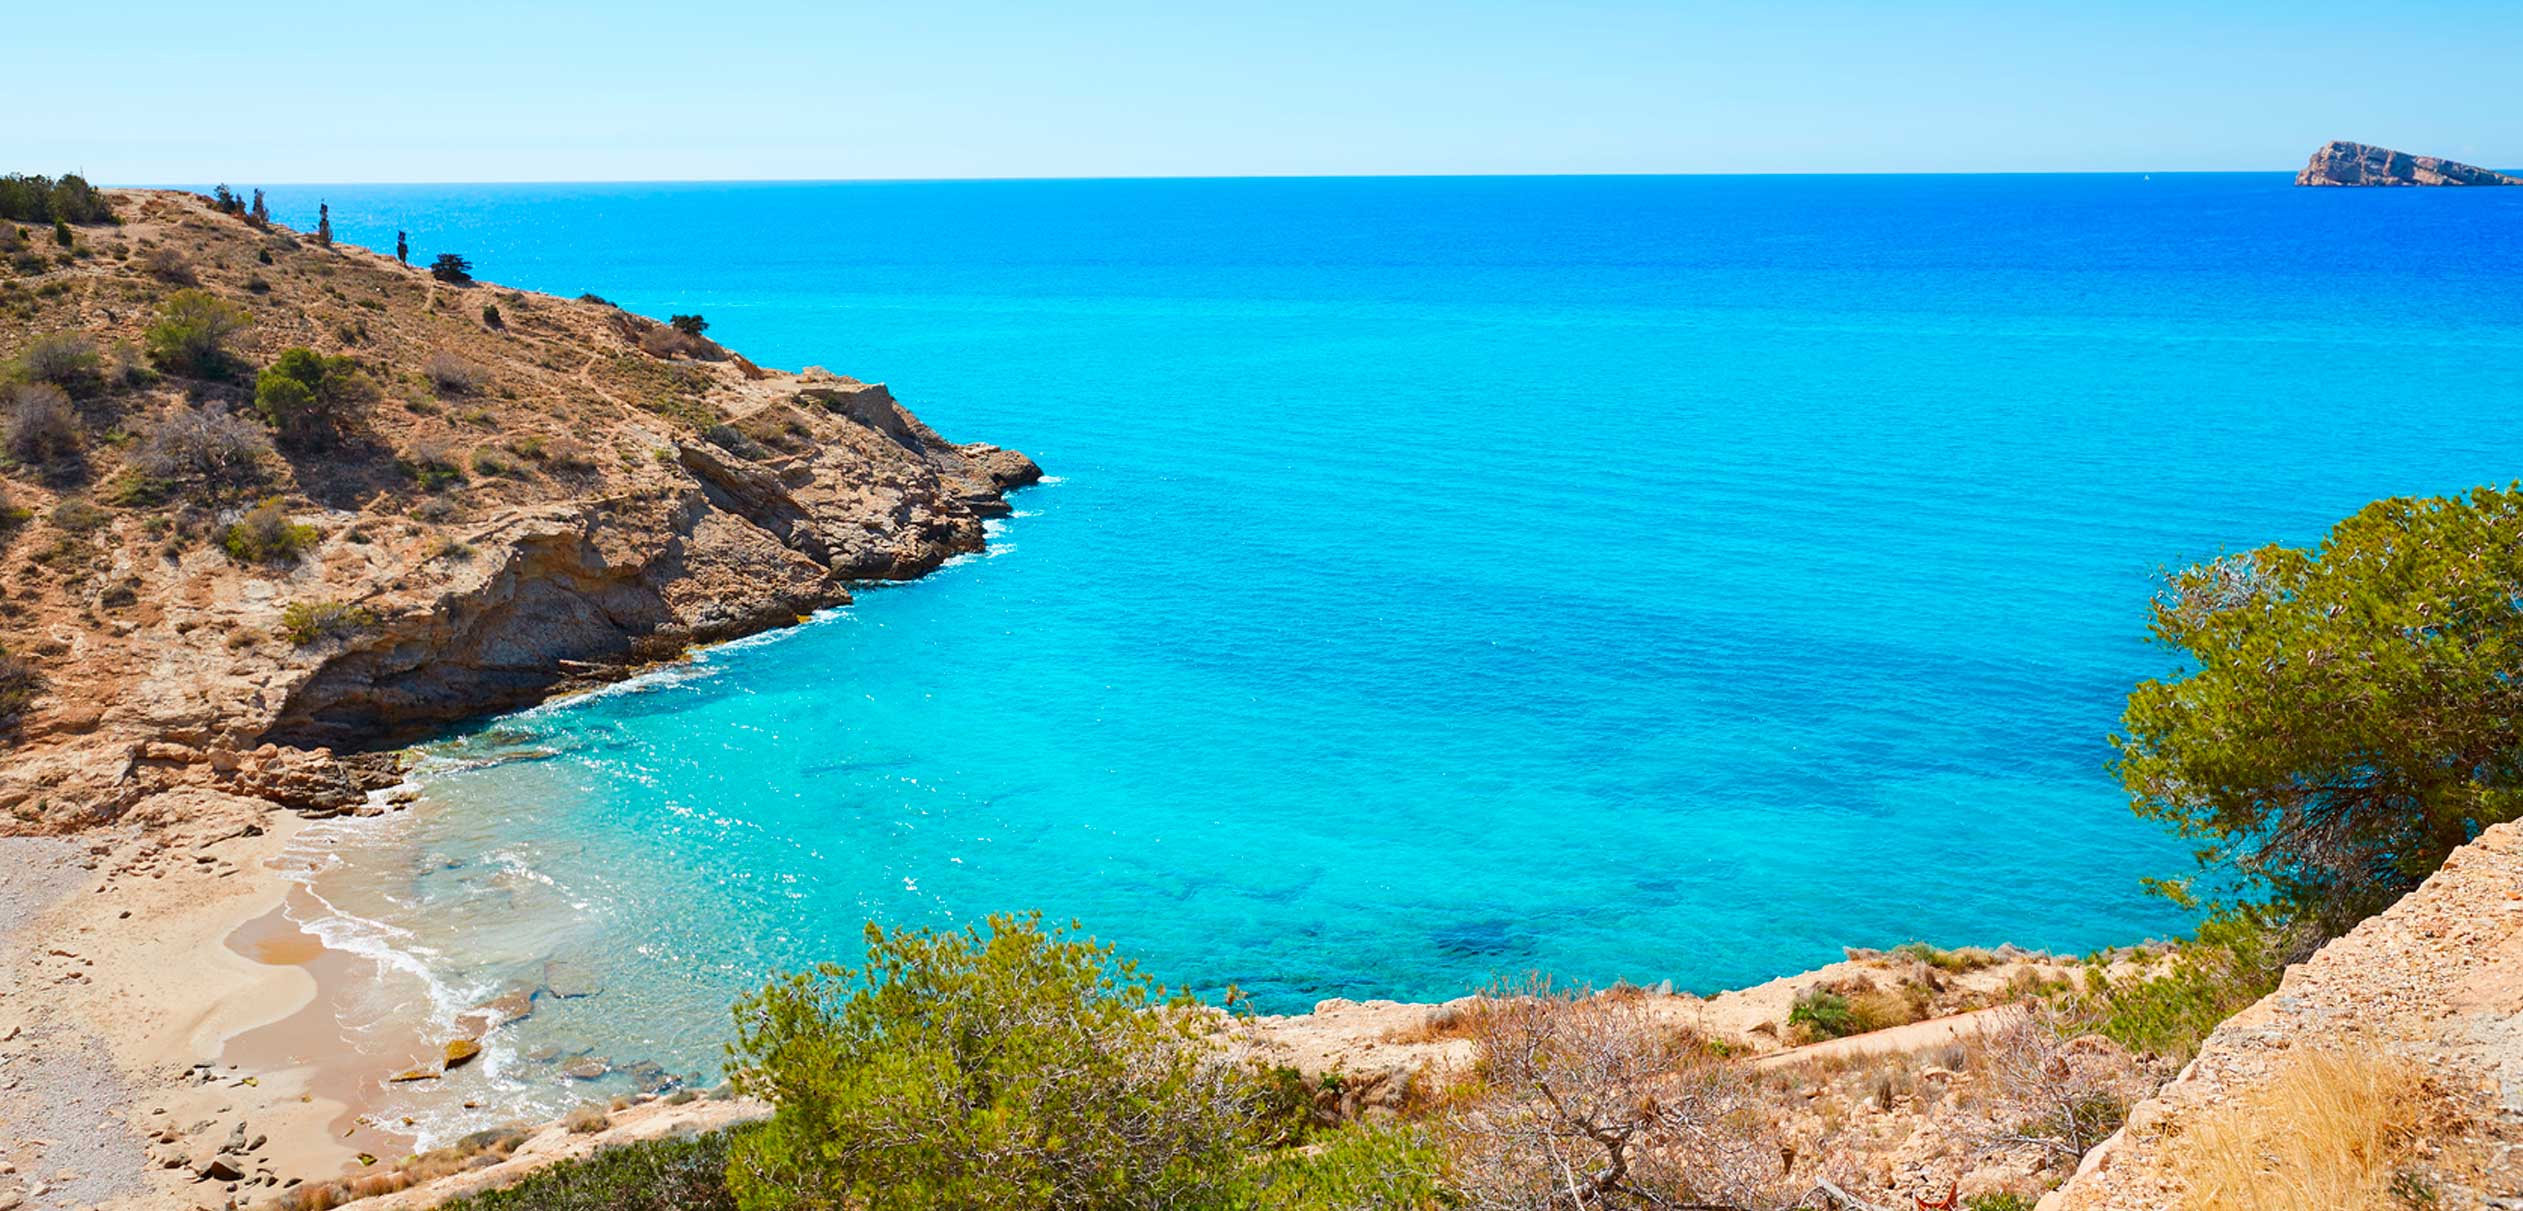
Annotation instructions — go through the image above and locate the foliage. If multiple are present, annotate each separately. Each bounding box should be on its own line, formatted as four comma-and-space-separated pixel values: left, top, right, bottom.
1232, 1123, 1449, 1211
0, 646, 38, 726
1962, 1005, 2150, 1165
134, 404, 273, 492
1786, 989, 1856, 1040
255, 347, 376, 445
279, 599, 377, 645
724, 912, 1270, 1211
144, 289, 251, 378
430, 252, 474, 283
315, 201, 333, 247
250, 189, 269, 226
670, 313, 709, 336
1444, 976, 1787, 1210
143, 245, 198, 285
482, 303, 504, 330
14, 331, 104, 395
426, 350, 486, 395
0, 173, 114, 224
4, 382, 80, 466
211, 184, 243, 215
435, 1128, 744, 1211
2063, 915, 2285, 1062
2114, 485, 2523, 933
1965, 1195, 2038, 1211
51, 219, 72, 248
219, 498, 320, 565
399, 435, 468, 490
396, 230, 409, 265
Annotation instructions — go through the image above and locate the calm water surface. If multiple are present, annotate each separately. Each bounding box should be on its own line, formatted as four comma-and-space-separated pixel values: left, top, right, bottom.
238, 175, 2523, 1137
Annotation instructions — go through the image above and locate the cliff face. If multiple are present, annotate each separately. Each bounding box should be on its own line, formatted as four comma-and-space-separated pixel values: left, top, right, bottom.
2295, 140, 2522, 186
2047, 824, 2523, 1208
0, 189, 1036, 830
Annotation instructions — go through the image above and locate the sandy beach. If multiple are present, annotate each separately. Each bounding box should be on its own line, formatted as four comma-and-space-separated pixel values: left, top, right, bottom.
0, 790, 413, 1210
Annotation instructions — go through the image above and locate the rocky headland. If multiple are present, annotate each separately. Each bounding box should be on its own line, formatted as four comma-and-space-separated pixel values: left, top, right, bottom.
0, 188, 1038, 832
2295, 140, 2522, 187
0, 188, 1035, 1209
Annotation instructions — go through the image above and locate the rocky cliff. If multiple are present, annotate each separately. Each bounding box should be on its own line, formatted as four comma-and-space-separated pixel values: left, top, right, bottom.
0, 189, 1036, 831
2047, 823, 2523, 1208
2295, 140, 2522, 186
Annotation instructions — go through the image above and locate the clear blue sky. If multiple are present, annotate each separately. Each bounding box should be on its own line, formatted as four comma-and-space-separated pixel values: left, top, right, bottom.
19, 0, 2519, 182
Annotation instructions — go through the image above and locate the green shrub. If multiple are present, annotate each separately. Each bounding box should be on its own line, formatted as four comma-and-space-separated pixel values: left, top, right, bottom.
482, 303, 504, 329
724, 912, 1272, 1211
144, 290, 250, 378
279, 599, 377, 645
13, 331, 103, 395
670, 313, 708, 336
430, 252, 474, 283
2116, 484, 2523, 933
1234, 1123, 1447, 1210
438, 1128, 743, 1211
2065, 916, 2285, 1061
49, 497, 110, 533
1966, 1194, 2038, 1211
1786, 989, 1856, 1040
254, 347, 376, 446
218, 498, 319, 565
0, 174, 113, 224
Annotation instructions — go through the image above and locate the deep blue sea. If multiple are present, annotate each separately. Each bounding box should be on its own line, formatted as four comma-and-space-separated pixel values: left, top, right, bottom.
243, 176, 2523, 1132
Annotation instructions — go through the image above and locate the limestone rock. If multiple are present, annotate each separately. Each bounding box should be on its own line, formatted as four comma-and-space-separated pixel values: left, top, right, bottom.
443, 1039, 482, 1069
2295, 140, 2521, 187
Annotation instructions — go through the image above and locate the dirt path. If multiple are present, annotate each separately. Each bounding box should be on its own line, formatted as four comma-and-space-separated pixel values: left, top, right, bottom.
1752, 1004, 2024, 1071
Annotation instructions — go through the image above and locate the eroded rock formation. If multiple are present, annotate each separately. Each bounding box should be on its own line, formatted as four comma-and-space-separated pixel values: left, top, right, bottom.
2295, 140, 2521, 186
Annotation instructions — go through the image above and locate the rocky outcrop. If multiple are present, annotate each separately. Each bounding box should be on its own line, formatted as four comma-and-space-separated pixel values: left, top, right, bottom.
0, 189, 1037, 831
2047, 823, 2523, 1208
2295, 140, 2521, 186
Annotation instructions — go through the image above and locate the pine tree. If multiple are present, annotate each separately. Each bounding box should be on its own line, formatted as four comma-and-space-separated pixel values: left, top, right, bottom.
248, 189, 269, 227
395, 231, 409, 266
211, 184, 241, 214
315, 202, 333, 247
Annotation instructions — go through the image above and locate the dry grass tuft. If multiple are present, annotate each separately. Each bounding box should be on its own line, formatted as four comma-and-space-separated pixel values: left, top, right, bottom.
2165, 1044, 2432, 1211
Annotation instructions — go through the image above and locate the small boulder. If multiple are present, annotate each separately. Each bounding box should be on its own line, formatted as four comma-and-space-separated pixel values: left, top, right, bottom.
443, 1039, 482, 1069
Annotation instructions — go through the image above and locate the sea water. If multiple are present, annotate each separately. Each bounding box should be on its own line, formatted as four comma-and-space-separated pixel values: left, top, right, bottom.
242, 175, 2523, 1137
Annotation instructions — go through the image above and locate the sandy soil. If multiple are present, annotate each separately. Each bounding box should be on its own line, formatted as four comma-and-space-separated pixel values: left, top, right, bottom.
1, 794, 393, 1210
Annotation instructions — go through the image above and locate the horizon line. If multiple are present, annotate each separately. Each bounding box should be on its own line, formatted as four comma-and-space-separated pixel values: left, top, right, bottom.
102, 167, 2371, 190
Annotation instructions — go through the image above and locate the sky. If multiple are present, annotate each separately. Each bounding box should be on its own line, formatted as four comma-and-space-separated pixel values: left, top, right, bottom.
14, 0, 2521, 182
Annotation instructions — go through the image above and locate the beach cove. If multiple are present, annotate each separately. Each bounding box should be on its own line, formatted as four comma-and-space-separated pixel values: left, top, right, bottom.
6, 173, 2523, 1205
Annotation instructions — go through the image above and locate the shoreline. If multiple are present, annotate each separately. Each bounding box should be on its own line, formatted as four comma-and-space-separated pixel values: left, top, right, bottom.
7, 771, 2116, 1209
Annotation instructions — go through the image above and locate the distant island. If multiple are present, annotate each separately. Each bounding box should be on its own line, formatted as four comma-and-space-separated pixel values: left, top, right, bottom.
2295, 139, 2521, 187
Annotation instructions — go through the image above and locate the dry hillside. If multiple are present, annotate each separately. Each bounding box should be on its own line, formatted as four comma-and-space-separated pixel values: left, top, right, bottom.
0, 188, 1036, 831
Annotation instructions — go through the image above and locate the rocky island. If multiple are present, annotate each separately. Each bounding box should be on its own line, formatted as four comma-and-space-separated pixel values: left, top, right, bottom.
2294, 139, 2521, 186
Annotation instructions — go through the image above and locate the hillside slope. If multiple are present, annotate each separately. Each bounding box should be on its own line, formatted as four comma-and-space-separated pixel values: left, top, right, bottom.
2049, 823, 2523, 1208
0, 188, 1036, 831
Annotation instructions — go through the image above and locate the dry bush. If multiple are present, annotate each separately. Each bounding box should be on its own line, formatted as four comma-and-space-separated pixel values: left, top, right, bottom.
1386, 998, 1506, 1046
1959, 1005, 2154, 1166
133, 404, 272, 489
4, 382, 80, 464
638, 324, 725, 360
14, 330, 102, 393
1444, 977, 1789, 1210
2166, 1044, 2434, 1211
426, 349, 488, 395
143, 245, 197, 284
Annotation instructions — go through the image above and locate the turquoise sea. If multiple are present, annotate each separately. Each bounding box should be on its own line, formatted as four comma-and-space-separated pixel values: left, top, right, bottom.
247, 175, 2523, 1134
